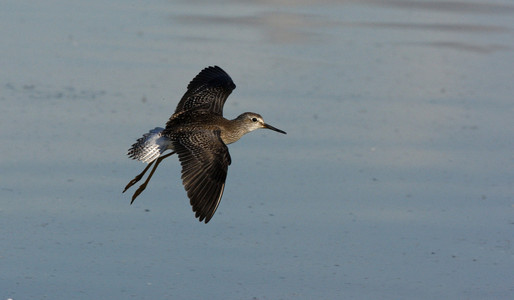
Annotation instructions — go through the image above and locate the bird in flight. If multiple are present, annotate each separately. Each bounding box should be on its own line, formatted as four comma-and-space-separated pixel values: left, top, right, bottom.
123, 66, 286, 223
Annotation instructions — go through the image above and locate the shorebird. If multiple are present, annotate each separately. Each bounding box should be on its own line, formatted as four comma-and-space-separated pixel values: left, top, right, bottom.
123, 66, 286, 223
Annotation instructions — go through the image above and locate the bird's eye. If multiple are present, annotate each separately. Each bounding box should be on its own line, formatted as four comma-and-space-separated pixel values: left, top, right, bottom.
251, 117, 258, 122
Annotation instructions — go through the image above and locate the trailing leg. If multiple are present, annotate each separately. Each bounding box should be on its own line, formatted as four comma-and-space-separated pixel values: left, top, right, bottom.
123, 160, 155, 193
129, 151, 175, 204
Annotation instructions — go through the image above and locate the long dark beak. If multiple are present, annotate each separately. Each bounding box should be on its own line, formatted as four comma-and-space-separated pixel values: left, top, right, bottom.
263, 123, 287, 134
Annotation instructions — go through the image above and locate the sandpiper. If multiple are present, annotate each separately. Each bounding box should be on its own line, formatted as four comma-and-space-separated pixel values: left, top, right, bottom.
123, 66, 286, 223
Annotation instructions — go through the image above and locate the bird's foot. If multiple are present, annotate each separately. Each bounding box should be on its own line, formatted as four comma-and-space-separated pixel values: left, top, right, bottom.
130, 183, 148, 204
123, 174, 144, 193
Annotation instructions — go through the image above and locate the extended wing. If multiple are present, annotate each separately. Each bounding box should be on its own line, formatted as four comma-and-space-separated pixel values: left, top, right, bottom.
174, 66, 236, 116
172, 129, 232, 223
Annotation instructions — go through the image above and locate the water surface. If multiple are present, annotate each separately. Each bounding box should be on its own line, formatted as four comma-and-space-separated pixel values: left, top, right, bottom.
1, 0, 513, 299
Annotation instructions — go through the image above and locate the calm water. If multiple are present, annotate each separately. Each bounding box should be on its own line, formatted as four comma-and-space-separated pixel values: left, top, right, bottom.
1, 0, 513, 299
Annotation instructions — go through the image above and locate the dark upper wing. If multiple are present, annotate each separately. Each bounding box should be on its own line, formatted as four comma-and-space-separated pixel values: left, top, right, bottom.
172, 129, 232, 223
174, 66, 236, 116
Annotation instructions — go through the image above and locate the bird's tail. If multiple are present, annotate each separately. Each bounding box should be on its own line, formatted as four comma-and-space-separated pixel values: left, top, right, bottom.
127, 127, 171, 163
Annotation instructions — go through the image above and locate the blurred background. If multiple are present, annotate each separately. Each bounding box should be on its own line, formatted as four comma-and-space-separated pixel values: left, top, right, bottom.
1, 0, 513, 299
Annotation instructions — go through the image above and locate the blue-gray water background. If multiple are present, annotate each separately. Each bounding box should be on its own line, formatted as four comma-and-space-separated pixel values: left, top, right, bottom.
1, 0, 513, 299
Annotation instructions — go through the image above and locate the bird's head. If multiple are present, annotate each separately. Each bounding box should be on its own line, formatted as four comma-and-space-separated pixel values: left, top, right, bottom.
236, 112, 287, 135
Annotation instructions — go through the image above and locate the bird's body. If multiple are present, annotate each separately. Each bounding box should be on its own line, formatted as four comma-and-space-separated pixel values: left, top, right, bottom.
123, 66, 286, 223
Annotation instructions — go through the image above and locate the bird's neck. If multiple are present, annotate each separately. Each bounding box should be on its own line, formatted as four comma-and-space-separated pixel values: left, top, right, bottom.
220, 118, 250, 145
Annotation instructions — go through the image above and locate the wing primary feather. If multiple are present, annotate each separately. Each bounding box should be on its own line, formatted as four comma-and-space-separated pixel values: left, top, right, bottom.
172, 130, 230, 223
174, 66, 236, 115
